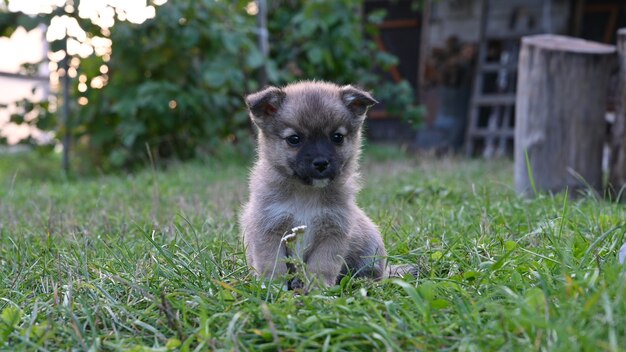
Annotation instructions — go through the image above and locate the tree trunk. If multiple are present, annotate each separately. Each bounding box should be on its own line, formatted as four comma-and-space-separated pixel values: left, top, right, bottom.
609, 29, 626, 199
515, 34, 616, 196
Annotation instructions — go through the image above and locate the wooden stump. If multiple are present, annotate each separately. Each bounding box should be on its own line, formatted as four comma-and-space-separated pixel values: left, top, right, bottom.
609, 29, 626, 199
515, 34, 616, 196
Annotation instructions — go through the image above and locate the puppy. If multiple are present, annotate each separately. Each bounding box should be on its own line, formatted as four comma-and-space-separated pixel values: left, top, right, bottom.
241, 81, 390, 288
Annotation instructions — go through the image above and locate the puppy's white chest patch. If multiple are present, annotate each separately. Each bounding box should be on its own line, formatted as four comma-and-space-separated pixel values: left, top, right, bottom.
266, 196, 325, 257
312, 179, 330, 188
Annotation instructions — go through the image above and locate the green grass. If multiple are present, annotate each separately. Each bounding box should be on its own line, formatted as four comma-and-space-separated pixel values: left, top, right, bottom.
1, 145, 625, 351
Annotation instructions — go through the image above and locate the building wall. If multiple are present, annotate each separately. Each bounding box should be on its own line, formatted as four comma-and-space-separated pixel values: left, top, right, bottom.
427, 0, 572, 48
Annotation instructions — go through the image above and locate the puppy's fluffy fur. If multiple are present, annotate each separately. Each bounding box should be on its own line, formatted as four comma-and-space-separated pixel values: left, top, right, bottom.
241, 81, 387, 287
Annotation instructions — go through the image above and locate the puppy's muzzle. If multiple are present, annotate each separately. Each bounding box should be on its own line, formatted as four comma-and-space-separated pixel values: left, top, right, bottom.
312, 158, 330, 173
310, 157, 334, 180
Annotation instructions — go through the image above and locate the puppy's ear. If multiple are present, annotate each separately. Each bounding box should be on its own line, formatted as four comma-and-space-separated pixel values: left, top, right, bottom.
245, 86, 286, 121
340, 85, 378, 117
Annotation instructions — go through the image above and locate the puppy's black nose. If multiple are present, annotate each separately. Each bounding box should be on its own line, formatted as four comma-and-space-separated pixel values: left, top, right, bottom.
312, 158, 330, 172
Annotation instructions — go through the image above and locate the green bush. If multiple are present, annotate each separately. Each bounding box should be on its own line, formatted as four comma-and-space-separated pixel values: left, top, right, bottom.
269, 0, 423, 126
1, 0, 422, 170
74, 0, 260, 169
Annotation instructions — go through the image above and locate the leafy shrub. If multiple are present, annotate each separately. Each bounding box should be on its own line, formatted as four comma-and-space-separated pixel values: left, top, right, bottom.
74, 0, 261, 169
269, 0, 423, 126
1, 0, 423, 170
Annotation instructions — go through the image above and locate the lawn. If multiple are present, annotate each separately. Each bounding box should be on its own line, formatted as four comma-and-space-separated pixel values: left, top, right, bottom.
1, 144, 625, 351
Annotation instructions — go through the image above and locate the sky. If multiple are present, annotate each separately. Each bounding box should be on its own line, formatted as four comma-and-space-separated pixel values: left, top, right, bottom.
7, 0, 161, 24
0, 0, 164, 143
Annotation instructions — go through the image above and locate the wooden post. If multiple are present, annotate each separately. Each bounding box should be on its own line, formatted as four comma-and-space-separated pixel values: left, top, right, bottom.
515, 34, 616, 196
609, 29, 626, 198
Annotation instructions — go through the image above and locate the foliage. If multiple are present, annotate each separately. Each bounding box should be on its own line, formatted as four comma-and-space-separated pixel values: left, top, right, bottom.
0, 9, 43, 37
2, 149, 626, 350
269, 0, 423, 126
0, 0, 423, 170
74, 0, 260, 169
269, 0, 391, 83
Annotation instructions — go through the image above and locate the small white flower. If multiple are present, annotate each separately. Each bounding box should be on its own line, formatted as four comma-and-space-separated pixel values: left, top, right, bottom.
292, 225, 307, 234
281, 233, 297, 243
281, 225, 307, 243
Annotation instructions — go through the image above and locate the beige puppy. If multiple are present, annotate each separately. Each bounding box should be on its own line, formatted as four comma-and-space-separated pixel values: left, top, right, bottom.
241, 81, 389, 288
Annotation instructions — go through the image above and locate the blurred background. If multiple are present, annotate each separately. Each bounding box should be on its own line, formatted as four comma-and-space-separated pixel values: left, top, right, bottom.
0, 0, 625, 173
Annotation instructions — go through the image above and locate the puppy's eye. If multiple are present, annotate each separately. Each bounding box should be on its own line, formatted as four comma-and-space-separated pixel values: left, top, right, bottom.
331, 133, 344, 144
286, 134, 301, 146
